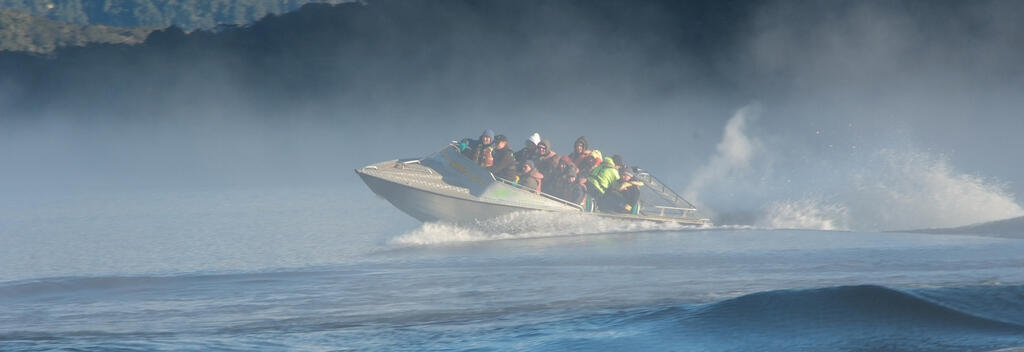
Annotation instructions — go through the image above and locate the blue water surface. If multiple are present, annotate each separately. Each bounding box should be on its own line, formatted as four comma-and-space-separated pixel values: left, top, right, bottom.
2, 187, 1023, 351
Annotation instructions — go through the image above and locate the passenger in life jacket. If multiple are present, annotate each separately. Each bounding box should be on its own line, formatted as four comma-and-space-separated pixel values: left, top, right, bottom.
473, 129, 495, 167
579, 149, 603, 179
460, 129, 494, 167
517, 160, 544, 193
545, 156, 578, 198
535, 139, 560, 179
514, 132, 541, 163
612, 155, 625, 173
489, 134, 518, 181
568, 136, 589, 168
588, 156, 620, 196
566, 173, 595, 212
609, 169, 644, 213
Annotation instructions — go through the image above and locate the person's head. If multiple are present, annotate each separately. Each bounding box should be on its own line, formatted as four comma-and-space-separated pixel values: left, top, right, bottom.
494, 134, 508, 149
520, 160, 535, 173
480, 129, 494, 145
527, 132, 541, 148
582, 155, 596, 168
603, 156, 615, 167
621, 170, 633, 181
558, 156, 571, 169
537, 140, 551, 156
574, 136, 588, 154
612, 155, 624, 169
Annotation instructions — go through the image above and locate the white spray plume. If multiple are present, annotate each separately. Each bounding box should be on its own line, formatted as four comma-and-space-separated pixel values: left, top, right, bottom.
389, 211, 705, 246
751, 150, 1023, 232
683, 104, 763, 216
757, 198, 850, 231
850, 150, 1024, 231
678, 105, 1022, 232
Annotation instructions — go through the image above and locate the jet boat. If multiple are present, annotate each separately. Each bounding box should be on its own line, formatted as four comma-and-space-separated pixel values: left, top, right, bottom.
356, 144, 709, 225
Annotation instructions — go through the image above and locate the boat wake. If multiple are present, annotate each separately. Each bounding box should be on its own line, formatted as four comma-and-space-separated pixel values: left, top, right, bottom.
388, 211, 725, 246
683, 105, 1024, 232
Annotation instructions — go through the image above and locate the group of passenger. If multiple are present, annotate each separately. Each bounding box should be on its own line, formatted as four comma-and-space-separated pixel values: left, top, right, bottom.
457, 130, 644, 214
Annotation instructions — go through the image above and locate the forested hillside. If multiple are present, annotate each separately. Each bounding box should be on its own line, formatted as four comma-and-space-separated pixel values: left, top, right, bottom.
0, 10, 150, 52
0, 0, 347, 29
0, 1, 753, 120
1, 0, 1013, 127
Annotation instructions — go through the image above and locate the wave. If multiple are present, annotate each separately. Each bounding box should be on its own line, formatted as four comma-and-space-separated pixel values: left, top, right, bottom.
211, 284, 1022, 349
688, 285, 1023, 329
5, 281, 1024, 351
387, 211, 720, 246
596, 285, 1024, 351
622, 285, 1024, 335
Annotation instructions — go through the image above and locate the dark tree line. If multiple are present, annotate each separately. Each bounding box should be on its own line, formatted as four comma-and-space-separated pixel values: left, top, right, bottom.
0, 0, 347, 29
0, 10, 152, 53
0, 0, 989, 122
0, 0, 756, 121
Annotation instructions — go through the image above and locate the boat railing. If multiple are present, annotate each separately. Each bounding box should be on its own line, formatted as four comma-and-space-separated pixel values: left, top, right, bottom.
628, 167, 702, 219
632, 169, 696, 208
494, 177, 585, 211
649, 205, 698, 218
383, 158, 436, 175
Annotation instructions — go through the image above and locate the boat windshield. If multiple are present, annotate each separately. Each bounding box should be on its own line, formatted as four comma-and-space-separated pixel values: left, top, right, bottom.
631, 168, 698, 218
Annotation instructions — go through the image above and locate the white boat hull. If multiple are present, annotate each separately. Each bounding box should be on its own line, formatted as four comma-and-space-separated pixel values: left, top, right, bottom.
356, 146, 709, 226
357, 169, 554, 223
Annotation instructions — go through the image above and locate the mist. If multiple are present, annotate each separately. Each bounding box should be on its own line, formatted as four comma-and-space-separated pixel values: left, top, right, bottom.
2, 0, 1023, 231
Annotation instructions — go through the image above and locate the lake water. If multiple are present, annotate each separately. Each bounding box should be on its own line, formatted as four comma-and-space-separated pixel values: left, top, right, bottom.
2, 186, 1024, 351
